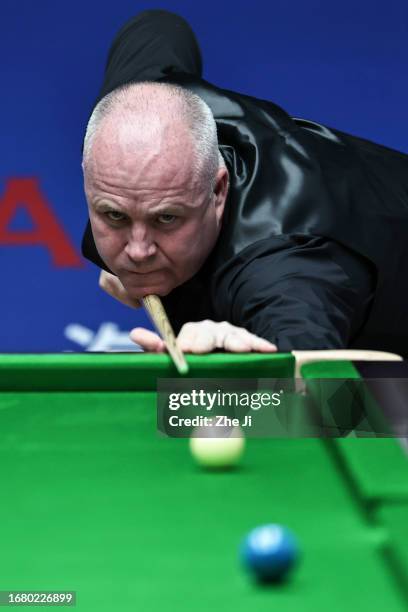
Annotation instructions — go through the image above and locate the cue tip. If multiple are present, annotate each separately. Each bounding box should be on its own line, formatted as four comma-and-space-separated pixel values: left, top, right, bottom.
177, 360, 189, 376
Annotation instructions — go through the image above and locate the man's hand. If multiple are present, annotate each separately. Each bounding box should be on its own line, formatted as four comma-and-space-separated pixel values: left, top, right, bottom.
99, 270, 141, 308
98, 272, 277, 353
130, 320, 277, 353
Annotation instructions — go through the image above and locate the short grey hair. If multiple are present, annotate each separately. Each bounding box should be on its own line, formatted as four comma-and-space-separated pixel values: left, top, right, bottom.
82, 81, 226, 193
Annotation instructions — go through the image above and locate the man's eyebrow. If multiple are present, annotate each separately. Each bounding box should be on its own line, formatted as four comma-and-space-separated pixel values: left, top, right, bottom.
92, 199, 125, 212
91, 199, 190, 214
147, 203, 188, 214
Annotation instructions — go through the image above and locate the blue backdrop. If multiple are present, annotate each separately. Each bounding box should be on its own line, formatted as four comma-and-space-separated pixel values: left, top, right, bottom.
1, 0, 407, 351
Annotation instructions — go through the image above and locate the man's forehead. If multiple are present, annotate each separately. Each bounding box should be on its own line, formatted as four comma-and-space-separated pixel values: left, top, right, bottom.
86, 167, 201, 200
86, 171, 207, 210
84, 113, 206, 204
88, 136, 197, 187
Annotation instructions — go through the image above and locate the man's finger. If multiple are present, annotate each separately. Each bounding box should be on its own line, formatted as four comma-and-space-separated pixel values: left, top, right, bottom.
249, 335, 277, 352
99, 270, 141, 309
129, 327, 166, 352
189, 329, 218, 354
177, 322, 200, 352
224, 333, 253, 352
236, 327, 277, 352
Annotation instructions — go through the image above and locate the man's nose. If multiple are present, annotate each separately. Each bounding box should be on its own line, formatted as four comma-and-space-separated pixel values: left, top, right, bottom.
124, 225, 157, 262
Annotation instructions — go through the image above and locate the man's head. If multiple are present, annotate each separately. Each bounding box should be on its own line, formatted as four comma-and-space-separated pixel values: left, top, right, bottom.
82, 82, 229, 298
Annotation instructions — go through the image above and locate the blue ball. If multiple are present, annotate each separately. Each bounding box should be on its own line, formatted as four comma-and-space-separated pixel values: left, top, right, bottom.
241, 524, 299, 581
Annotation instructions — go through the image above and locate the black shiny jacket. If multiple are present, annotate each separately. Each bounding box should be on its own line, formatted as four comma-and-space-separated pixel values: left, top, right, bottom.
82, 10, 408, 354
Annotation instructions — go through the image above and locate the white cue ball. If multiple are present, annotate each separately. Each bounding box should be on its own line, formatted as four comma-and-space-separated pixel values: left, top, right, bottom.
189, 425, 245, 468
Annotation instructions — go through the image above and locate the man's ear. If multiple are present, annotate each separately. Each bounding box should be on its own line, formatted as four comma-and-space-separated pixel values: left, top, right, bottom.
213, 166, 229, 222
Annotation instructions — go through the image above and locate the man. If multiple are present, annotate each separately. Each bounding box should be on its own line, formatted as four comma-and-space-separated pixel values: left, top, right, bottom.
82, 10, 408, 355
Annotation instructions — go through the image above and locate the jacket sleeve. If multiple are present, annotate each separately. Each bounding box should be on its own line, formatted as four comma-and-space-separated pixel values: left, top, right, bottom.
96, 9, 203, 102
213, 235, 375, 351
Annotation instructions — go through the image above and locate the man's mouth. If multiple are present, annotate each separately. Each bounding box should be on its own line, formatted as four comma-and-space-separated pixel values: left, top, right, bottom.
123, 269, 160, 275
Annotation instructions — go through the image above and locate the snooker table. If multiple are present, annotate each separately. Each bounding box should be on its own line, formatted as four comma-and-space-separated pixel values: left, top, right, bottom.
0, 352, 408, 611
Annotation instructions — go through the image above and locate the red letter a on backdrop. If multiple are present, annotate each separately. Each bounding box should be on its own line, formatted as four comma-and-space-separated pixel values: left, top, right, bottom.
0, 178, 82, 267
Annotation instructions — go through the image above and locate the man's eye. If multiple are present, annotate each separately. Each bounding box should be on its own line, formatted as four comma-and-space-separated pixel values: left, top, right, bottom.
105, 211, 125, 222
157, 214, 176, 225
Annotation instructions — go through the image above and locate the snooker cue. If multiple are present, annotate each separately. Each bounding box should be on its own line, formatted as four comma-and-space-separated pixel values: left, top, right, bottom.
142, 294, 189, 375
292, 349, 403, 379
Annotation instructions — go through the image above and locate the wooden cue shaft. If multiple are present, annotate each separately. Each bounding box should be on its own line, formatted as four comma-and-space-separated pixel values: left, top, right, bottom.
292, 349, 403, 379
142, 294, 189, 375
